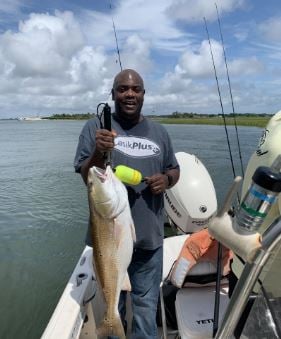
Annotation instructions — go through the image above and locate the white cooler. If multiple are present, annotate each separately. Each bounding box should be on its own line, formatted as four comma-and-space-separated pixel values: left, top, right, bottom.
175, 286, 229, 339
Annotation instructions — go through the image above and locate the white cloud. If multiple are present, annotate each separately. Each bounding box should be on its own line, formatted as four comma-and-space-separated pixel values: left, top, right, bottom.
69, 46, 108, 90
160, 71, 193, 94
0, 10, 117, 117
0, 7, 161, 118
120, 34, 153, 72
79, 0, 191, 53
115, 0, 185, 41
1, 11, 84, 78
166, 0, 246, 23
141, 36, 265, 115
0, 1, 278, 118
166, 39, 263, 82
145, 80, 224, 115
259, 16, 281, 43
76, 10, 114, 50
228, 57, 264, 76
233, 26, 249, 42
175, 39, 223, 78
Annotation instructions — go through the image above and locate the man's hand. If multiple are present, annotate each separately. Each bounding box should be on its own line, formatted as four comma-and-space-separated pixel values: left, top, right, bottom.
95, 129, 117, 154
144, 173, 169, 195
80, 129, 117, 185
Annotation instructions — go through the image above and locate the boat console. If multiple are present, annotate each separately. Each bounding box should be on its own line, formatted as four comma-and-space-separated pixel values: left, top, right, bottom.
162, 150, 281, 339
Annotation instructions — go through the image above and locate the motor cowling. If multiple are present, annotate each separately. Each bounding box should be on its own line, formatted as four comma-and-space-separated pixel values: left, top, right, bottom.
164, 152, 217, 234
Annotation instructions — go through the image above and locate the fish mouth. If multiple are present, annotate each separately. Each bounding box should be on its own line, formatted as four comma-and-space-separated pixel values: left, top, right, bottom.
87, 167, 111, 205
89, 165, 127, 217
92, 167, 107, 182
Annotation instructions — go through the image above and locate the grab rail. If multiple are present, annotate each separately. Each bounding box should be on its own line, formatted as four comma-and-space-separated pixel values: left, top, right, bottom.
215, 216, 281, 338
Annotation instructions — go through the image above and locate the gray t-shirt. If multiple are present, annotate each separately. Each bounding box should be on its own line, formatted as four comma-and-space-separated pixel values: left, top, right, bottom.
74, 115, 179, 250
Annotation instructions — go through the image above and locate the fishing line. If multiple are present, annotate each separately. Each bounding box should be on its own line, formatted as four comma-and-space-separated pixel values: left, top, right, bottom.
99, 2, 123, 120
204, 16, 240, 338
215, 3, 244, 178
109, 1, 123, 71
95, 2, 124, 167
203, 17, 237, 182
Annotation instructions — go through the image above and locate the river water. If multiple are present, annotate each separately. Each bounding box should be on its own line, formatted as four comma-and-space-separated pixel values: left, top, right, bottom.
0, 119, 262, 339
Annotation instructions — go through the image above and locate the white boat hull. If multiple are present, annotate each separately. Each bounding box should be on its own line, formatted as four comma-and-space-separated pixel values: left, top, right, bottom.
41, 246, 100, 339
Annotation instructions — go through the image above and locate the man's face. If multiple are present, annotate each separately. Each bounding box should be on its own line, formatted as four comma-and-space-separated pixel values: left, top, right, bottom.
112, 71, 145, 121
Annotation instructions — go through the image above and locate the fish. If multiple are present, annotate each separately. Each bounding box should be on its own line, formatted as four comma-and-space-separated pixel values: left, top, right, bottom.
87, 165, 136, 338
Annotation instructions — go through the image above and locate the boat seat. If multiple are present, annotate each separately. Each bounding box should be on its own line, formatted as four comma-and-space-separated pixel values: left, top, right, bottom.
163, 234, 221, 284
161, 235, 229, 339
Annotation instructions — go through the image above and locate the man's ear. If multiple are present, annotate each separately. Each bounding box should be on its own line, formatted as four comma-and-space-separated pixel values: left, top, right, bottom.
111, 88, 115, 100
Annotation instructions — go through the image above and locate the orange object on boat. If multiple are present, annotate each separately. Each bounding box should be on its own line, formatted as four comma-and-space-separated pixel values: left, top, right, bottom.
170, 228, 233, 288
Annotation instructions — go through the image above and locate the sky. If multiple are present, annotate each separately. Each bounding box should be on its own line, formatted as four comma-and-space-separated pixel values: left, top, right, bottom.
0, 0, 281, 118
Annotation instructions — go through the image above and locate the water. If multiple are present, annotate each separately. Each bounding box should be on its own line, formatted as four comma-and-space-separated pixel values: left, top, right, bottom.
0, 120, 262, 339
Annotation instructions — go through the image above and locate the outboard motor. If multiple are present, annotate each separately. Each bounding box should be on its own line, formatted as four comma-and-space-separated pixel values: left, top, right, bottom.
164, 152, 217, 234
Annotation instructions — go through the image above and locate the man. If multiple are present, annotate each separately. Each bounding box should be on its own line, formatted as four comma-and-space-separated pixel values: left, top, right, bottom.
74, 69, 180, 338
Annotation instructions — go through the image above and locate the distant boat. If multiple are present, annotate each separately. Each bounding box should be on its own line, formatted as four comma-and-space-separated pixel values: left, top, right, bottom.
17, 116, 43, 121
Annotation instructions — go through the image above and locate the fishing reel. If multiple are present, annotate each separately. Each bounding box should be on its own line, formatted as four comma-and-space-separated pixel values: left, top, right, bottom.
96, 102, 112, 166
96, 102, 112, 131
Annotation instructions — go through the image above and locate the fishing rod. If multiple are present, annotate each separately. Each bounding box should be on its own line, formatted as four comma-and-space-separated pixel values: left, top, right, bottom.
215, 3, 244, 178
203, 17, 238, 181
109, 1, 123, 71
95, 2, 124, 167
203, 16, 239, 338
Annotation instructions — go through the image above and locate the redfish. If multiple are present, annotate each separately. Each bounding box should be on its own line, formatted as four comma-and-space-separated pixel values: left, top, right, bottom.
87, 165, 135, 338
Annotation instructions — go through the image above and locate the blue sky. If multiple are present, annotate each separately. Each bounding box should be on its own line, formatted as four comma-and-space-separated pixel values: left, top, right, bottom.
0, 0, 281, 118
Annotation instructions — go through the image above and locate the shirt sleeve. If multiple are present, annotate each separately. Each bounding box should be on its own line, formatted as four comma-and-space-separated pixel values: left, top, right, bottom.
73, 119, 97, 173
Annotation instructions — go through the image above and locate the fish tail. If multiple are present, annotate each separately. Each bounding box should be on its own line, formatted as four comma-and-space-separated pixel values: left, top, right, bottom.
97, 313, 126, 339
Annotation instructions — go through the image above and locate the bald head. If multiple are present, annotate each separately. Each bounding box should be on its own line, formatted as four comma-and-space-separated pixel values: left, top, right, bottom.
113, 69, 144, 90
112, 69, 145, 124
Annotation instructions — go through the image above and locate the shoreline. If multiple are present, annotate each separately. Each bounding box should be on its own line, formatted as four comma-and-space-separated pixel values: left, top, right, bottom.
152, 116, 269, 128
2, 116, 270, 128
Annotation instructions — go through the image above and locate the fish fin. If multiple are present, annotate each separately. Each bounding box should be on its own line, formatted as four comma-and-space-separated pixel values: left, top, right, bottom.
97, 313, 126, 339
121, 272, 131, 291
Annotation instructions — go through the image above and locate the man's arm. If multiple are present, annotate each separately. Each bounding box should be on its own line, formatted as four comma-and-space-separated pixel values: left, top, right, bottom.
144, 167, 180, 195
79, 129, 117, 185
80, 149, 105, 185
165, 167, 180, 189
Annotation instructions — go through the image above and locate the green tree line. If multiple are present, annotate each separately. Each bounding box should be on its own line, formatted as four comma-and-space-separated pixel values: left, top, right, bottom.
46, 111, 273, 120
47, 113, 95, 120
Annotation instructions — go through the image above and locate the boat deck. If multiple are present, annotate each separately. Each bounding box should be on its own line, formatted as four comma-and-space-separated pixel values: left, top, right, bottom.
79, 296, 179, 339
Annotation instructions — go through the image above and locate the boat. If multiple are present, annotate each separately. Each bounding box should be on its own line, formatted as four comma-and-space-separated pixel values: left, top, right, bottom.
17, 116, 43, 121
41, 113, 281, 339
